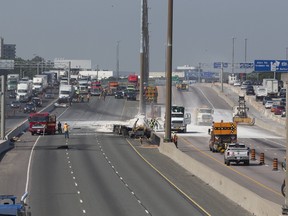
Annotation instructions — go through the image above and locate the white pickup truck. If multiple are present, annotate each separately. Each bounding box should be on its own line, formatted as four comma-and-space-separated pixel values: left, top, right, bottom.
224, 143, 250, 166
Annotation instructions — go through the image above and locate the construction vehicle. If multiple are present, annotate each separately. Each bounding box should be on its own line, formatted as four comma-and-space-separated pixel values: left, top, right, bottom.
208, 121, 237, 153
107, 81, 119, 95
144, 86, 158, 103
0, 192, 31, 215
232, 96, 255, 125
28, 112, 57, 135
176, 82, 189, 90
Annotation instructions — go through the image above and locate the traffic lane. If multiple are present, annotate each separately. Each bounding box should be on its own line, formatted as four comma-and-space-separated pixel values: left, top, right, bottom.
177, 135, 284, 205
92, 134, 209, 216
0, 131, 38, 198
128, 138, 253, 216
29, 135, 88, 216
58, 95, 138, 122
4, 92, 58, 132
0, 106, 68, 199
191, 85, 232, 110
64, 134, 150, 216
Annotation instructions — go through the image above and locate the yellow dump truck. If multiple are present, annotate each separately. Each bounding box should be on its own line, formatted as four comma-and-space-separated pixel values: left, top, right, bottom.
208, 121, 237, 153
144, 86, 158, 103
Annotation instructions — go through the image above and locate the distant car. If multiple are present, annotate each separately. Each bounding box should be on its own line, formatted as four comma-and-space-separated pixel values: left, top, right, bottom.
23, 102, 37, 113
44, 92, 55, 99
31, 97, 42, 107
264, 101, 274, 109
10, 100, 21, 109
274, 105, 285, 115
115, 91, 124, 99
240, 80, 252, 90
279, 88, 286, 98
233, 81, 241, 87
126, 92, 136, 101
280, 98, 286, 106
271, 104, 278, 112
8, 91, 17, 99
262, 96, 272, 105
19, 95, 31, 103
246, 86, 255, 95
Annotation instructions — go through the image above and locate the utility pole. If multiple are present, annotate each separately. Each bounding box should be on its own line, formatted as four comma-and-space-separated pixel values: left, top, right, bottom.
1, 75, 5, 139
68, 61, 71, 85
164, 0, 173, 142
139, 0, 145, 114
283, 81, 288, 214
116, 41, 120, 82
232, 37, 236, 76
139, 0, 149, 115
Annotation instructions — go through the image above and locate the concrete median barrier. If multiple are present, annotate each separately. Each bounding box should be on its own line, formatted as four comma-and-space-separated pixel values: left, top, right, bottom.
149, 132, 281, 216
0, 99, 57, 155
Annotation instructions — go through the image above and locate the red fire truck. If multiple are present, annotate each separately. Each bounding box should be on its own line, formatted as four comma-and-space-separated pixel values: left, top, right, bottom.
28, 112, 56, 135
128, 74, 139, 90
90, 81, 102, 96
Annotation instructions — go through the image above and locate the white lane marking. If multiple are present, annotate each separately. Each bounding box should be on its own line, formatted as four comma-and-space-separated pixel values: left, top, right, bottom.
97, 135, 151, 215
25, 136, 41, 192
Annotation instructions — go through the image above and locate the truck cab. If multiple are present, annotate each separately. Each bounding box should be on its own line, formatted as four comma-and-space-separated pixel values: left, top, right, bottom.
171, 106, 191, 133
0, 193, 30, 216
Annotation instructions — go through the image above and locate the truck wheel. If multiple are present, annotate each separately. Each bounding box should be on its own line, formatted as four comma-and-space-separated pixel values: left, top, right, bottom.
224, 159, 227, 165
31, 132, 34, 136
226, 161, 230, 166
244, 161, 250, 166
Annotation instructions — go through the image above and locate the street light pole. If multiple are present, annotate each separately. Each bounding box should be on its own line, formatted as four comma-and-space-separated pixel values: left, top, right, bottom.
244, 38, 247, 77
116, 41, 120, 82
164, 0, 173, 142
232, 37, 236, 75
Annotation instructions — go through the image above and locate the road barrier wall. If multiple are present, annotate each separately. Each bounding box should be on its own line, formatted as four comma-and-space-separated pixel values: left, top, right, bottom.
211, 83, 286, 137
161, 137, 280, 215
147, 132, 281, 216
0, 100, 57, 155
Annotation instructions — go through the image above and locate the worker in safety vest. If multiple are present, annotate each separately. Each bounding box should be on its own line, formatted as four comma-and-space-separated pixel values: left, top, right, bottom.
173, 133, 178, 148
63, 122, 69, 139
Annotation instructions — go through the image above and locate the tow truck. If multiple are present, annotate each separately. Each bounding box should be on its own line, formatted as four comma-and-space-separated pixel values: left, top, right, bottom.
0, 193, 31, 216
28, 112, 56, 135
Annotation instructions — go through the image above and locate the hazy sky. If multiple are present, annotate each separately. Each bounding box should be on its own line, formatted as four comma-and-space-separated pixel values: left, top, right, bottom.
1, 0, 288, 72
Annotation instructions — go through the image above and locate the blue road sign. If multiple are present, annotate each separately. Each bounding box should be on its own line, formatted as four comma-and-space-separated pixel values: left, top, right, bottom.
254, 60, 288, 72
214, 62, 228, 69
201, 72, 215, 78
240, 63, 254, 69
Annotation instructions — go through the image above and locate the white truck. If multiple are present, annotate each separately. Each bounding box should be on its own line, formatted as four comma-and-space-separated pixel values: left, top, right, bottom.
7, 74, 19, 91
16, 81, 33, 102
224, 143, 250, 166
171, 105, 191, 133
262, 78, 278, 98
59, 84, 74, 99
255, 86, 267, 101
33, 74, 48, 92
32, 77, 44, 92
196, 107, 214, 125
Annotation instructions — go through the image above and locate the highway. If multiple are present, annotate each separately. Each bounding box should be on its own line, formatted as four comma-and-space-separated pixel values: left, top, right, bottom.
0, 89, 253, 216
156, 84, 285, 206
